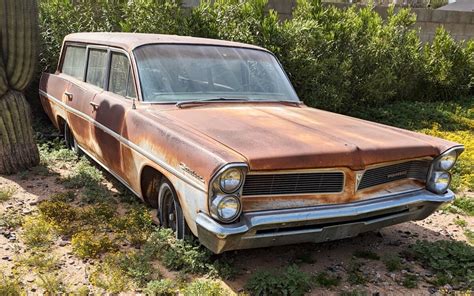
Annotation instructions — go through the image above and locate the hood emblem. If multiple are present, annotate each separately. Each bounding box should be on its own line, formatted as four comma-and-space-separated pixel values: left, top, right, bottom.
355, 172, 364, 190
179, 162, 205, 183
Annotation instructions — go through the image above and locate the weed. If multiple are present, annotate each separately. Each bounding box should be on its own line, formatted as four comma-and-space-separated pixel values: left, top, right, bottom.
162, 238, 211, 274
402, 274, 418, 288
245, 265, 311, 296
0, 187, 16, 202
62, 158, 110, 203
38, 139, 77, 166
0, 272, 21, 296
50, 191, 76, 202
21, 215, 55, 249
36, 272, 66, 294
464, 229, 474, 245
71, 230, 114, 258
38, 200, 78, 235
347, 261, 367, 285
0, 211, 24, 229
408, 240, 474, 289
446, 196, 474, 216
455, 218, 468, 228
75, 286, 90, 296
314, 271, 341, 288
383, 254, 403, 272
145, 279, 177, 296
353, 250, 380, 260
17, 252, 60, 273
118, 251, 157, 286
89, 253, 131, 293
112, 205, 154, 246
183, 279, 225, 296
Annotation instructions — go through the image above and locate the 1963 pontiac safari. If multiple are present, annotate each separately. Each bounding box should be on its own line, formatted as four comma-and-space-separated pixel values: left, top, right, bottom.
39, 33, 464, 253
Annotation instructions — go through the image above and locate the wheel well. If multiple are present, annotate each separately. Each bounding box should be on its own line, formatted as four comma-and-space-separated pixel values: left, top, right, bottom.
57, 116, 66, 134
140, 166, 163, 208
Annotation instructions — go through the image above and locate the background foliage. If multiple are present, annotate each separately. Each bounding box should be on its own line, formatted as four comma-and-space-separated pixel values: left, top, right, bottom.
39, 0, 473, 113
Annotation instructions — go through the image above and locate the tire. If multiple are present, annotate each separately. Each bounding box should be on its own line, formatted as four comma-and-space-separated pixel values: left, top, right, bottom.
64, 122, 81, 155
158, 179, 190, 239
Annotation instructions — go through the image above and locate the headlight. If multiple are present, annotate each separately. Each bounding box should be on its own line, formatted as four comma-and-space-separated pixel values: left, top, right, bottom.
210, 195, 241, 222
434, 149, 458, 171
219, 168, 243, 193
427, 171, 451, 194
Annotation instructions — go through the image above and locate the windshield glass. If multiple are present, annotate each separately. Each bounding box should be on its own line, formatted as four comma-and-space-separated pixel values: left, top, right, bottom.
134, 44, 300, 102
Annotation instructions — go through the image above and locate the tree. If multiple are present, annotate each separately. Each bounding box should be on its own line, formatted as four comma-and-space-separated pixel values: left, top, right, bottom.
0, 0, 40, 174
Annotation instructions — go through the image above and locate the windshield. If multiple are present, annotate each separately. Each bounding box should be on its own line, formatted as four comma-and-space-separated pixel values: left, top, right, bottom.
134, 44, 300, 102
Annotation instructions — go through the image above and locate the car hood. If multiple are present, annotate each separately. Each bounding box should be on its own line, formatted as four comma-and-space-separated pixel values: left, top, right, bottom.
147, 103, 459, 171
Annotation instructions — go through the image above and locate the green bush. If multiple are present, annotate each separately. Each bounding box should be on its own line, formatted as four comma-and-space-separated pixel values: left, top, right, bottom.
71, 229, 115, 258
38, 0, 473, 112
145, 279, 177, 296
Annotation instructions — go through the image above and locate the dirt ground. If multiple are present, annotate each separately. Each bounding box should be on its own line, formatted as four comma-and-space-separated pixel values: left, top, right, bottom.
1, 165, 473, 295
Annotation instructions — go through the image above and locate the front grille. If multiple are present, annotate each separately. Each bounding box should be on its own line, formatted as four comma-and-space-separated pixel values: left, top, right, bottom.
358, 160, 430, 190
242, 172, 344, 196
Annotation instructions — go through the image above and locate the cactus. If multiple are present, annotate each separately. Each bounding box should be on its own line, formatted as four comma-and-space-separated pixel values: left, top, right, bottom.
0, 0, 39, 174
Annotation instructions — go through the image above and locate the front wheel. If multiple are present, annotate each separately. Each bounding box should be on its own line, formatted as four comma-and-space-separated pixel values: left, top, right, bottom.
158, 179, 190, 239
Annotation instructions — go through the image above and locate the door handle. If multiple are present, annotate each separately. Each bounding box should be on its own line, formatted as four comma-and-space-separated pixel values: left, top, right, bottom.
64, 91, 73, 101
90, 101, 99, 110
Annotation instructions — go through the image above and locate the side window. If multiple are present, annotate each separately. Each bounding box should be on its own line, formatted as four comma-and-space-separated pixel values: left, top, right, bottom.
109, 52, 136, 98
61, 46, 86, 80
86, 49, 107, 88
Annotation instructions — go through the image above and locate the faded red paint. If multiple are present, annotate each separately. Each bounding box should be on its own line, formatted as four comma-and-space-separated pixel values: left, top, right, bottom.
40, 33, 461, 225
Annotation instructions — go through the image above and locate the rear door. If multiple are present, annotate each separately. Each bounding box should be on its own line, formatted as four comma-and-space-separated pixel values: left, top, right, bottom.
90, 49, 137, 180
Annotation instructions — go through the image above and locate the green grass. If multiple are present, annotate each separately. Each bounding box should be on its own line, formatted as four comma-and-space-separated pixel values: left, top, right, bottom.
347, 261, 367, 285
145, 279, 176, 296
445, 196, 474, 216
183, 279, 225, 296
465, 229, 474, 245
0, 273, 21, 296
402, 274, 418, 288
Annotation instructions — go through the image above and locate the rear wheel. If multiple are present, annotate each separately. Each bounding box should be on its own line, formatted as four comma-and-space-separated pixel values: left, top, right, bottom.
64, 122, 81, 155
158, 179, 190, 239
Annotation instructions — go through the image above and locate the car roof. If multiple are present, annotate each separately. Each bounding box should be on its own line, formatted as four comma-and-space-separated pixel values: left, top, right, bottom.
64, 32, 269, 53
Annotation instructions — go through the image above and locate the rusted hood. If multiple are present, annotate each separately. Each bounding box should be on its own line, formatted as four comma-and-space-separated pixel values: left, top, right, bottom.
148, 103, 459, 171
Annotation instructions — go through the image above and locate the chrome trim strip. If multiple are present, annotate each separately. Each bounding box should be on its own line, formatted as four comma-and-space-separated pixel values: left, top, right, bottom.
196, 189, 454, 239
39, 89, 206, 192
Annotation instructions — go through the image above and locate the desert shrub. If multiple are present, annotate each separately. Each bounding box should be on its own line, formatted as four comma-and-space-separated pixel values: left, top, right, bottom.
145, 279, 177, 296
89, 253, 132, 293
0, 273, 22, 296
245, 265, 311, 296
408, 240, 474, 289
383, 254, 403, 272
38, 200, 78, 235
71, 229, 115, 258
183, 279, 225, 296
0, 187, 16, 202
21, 216, 55, 249
112, 205, 154, 246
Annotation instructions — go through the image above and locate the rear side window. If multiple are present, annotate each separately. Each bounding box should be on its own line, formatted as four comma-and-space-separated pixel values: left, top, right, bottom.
109, 52, 136, 98
86, 49, 107, 88
61, 46, 86, 80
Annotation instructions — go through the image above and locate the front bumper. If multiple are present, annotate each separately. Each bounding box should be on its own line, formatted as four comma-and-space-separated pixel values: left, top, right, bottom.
196, 189, 454, 253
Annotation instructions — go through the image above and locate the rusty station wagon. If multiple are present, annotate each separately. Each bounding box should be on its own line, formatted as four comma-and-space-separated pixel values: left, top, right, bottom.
39, 33, 464, 253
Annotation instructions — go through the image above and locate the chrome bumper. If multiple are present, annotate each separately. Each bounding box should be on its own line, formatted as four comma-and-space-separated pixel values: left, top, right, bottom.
196, 189, 454, 254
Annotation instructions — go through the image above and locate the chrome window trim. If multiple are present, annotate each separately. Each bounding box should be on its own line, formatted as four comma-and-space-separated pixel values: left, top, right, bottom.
38, 89, 207, 193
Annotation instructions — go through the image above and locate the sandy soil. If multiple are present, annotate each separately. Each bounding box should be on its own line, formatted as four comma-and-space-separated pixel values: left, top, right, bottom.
1, 167, 473, 295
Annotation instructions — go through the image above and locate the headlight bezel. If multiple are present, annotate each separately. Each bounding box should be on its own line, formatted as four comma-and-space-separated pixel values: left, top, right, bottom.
210, 194, 242, 222
426, 146, 464, 194
218, 168, 244, 194
208, 163, 248, 224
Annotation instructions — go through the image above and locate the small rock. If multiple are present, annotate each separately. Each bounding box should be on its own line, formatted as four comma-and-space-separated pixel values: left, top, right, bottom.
22, 208, 32, 214
59, 240, 69, 247
443, 284, 453, 292
428, 287, 437, 294
1, 256, 9, 260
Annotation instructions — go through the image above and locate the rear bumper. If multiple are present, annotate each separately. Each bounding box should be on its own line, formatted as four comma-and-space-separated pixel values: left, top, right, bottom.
196, 189, 454, 254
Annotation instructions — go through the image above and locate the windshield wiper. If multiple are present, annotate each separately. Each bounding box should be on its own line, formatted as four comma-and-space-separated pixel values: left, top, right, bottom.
176, 97, 250, 108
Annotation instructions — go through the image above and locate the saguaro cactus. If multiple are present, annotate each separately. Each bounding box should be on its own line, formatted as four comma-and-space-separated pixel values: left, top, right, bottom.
0, 0, 40, 174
